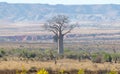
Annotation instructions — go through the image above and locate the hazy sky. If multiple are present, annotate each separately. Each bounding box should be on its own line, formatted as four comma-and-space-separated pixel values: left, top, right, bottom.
0, 0, 120, 5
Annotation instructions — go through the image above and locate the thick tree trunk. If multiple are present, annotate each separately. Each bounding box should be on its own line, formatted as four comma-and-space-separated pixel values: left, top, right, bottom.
58, 34, 64, 55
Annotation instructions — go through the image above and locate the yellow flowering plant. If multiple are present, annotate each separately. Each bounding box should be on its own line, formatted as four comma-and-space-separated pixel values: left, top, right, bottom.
108, 70, 118, 74
37, 68, 49, 74
59, 69, 64, 74
78, 69, 85, 74
16, 65, 27, 74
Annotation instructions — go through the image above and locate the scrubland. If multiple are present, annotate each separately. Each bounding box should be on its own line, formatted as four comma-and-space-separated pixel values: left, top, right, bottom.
0, 41, 120, 74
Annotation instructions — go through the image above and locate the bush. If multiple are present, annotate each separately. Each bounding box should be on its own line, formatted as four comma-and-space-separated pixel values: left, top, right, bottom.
104, 54, 112, 62
66, 54, 77, 59
0, 50, 6, 57
92, 54, 103, 63
19, 49, 37, 59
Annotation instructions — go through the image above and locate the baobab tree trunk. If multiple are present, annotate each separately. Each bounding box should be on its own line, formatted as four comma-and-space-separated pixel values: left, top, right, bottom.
45, 15, 74, 55
58, 34, 64, 55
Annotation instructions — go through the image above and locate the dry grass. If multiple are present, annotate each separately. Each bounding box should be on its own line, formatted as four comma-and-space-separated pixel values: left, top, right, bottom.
0, 59, 120, 71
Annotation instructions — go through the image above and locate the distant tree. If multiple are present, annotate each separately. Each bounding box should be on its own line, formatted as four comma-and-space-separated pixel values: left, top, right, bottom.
44, 15, 75, 54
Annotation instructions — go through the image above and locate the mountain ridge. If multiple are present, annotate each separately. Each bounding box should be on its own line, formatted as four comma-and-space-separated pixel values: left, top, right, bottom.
0, 2, 120, 41
0, 2, 120, 23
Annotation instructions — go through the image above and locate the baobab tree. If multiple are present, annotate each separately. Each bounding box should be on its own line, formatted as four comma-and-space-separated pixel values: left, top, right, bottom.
44, 15, 75, 54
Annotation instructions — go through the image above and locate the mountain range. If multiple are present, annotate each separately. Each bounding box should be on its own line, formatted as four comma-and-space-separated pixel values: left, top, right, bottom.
0, 2, 120, 23
0, 2, 120, 42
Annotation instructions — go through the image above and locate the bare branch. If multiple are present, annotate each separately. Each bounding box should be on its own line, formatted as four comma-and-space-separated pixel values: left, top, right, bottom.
47, 28, 57, 35
44, 14, 75, 36
63, 27, 73, 36
63, 24, 76, 36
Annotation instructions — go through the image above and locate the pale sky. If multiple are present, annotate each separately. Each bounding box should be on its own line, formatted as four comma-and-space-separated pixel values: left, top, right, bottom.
0, 0, 120, 5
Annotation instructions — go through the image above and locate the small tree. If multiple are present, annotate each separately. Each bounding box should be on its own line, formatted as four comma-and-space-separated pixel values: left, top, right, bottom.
44, 15, 75, 54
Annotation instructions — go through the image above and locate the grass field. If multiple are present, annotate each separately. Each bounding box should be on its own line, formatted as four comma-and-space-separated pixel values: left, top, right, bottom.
0, 59, 120, 74
0, 41, 119, 74
0, 59, 120, 71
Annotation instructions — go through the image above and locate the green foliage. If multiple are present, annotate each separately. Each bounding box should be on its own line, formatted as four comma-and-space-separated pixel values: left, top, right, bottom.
64, 48, 81, 59
0, 50, 6, 57
104, 53, 112, 62
111, 53, 120, 62
64, 48, 71, 53
0, 46, 120, 63
91, 53, 103, 63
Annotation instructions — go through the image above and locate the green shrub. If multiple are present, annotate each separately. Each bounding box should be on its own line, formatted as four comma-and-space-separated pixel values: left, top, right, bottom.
0, 50, 6, 57
92, 53, 103, 63
104, 53, 112, 62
